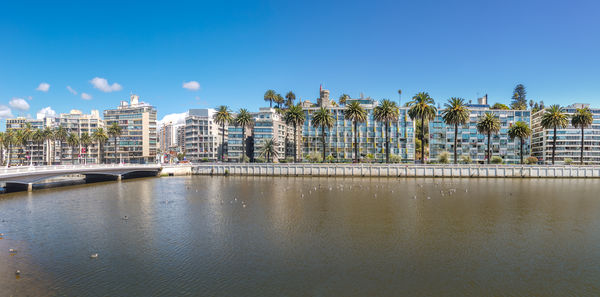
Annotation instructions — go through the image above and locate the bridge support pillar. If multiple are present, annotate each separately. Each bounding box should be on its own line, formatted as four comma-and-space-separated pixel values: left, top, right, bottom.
27, 183, 33, 192
117, 175, 122, 181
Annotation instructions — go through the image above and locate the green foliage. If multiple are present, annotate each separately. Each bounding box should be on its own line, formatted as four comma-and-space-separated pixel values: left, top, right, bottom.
460, 155, 472, 164
564, 158, 573, 165
325, 154, 335, 163
254, 157, 266, 163
491, 156, 503, 164
408, 92, 437, 163
177, 153, 185, 160
491, 103, 509, 110
305, 152, 322, 163
438, 151, 451, 164
366, 153, 375, 162
201, 157, 209, 162
510, 84, 527, 110
525, 156, 538, 165
389, 154, 402, 163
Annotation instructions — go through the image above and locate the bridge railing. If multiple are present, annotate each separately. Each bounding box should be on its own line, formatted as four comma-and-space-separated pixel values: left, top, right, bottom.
0, 163, 160, 174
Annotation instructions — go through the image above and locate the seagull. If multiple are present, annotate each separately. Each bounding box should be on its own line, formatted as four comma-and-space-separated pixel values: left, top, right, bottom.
9, 248, 16, 253
90, 253, 99, 259
15, 270, 20, 275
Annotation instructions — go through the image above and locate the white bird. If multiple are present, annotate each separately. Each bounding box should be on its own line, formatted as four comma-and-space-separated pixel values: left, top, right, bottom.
9, 248, 16, 253
15, 270, 20, 275
90, 253, 98, 259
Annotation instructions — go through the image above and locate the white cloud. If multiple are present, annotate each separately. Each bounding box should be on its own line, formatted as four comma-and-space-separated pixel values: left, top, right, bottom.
182, 81, 200, 91
0, 105, 13, 119
90, 77, 122, 92
36, 106, 57, 119
9, 97, 30, 111
81, 92, 92, 100
67, 86, 77, 95
36, 82, 50, 92
158, 111, 188, 126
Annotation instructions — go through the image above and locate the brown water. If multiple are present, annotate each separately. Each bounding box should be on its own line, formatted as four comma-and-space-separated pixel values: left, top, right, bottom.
1, 176, 599, 296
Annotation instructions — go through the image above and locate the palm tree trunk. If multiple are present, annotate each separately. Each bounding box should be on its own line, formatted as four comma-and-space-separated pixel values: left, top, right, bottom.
293, 123, 297, 163
114, 137, 118, 164
221, 123, 225, 162
421, 117, 425, 164
354, 121, 359, 163
552, 126, 557, 165
385, 122, 390, 163
520, 138, 524, 164
454, 124, 458, 164
241, 125, 246, 163
487, 131, 491, 164
6, 144, 10, 167
581, 126, 585, 165
321, 125, 326, 163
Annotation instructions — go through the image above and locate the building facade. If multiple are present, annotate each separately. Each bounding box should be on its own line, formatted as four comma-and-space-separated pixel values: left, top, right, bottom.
532, 103, 600, 165
429, 105, 531, 164
54, 109, 104, 164
251, 107, 293, 162
301, 88, 415, 162
103, 95, 158, 164
184, 108, 226, 162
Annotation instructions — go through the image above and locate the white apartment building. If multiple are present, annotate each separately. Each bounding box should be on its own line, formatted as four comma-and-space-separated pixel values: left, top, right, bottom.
54, 109, 104, 164
184, 109, 226, 162
252, 107, 293, 162
532, 103, 600, 164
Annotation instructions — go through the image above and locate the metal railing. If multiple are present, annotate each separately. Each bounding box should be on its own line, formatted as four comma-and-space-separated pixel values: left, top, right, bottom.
0, 163, 160, 174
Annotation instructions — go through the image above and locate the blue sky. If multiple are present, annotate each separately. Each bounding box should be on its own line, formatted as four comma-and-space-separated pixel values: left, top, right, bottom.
1, 0, 599, 125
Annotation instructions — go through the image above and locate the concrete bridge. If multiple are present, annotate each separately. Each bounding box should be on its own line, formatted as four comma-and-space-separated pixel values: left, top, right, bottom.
0, 164, 162, 192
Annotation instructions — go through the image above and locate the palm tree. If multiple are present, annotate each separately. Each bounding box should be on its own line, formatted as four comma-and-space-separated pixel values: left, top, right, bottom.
476, 112, 501, 164
264, 89, 276, 108
374, 99, 399, 163
92, 128, 109, 164
508, 121, 532, 164
42, 127, 54, 165
107, 122, 123, 164
80, 132, 92, 165
259, 138, 279, 163
284, 104, 305, 162
275, 94, 285, 108
67, 132, 79, 164
442, 98, 470, 164
285, 91, 296, 108
15, 129, 29, 165
54, 126, 67, 164
408, 92, 437, 164
234, 109, 253, 162
541, 105, 568, 165
311, 107, 335, 162
571, 107, 593, 165
31, 129, 44, 165
4, 130, 14, 167
213, 105, 233, 162
344, 101, 367, 163
339, 94, 350, 106
0, 132, 4, 166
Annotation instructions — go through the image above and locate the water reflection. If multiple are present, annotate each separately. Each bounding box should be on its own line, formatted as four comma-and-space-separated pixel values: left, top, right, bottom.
0, 176, 599, 296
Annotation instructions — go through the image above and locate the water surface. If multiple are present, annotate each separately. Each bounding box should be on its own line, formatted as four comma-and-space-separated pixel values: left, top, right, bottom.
1, 176, 599, 296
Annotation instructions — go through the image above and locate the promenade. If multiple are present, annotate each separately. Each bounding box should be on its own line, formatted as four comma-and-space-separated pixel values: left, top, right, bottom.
192, 163, 600, 178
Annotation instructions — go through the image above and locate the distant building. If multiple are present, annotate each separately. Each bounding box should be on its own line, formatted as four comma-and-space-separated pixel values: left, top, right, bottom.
251, 107, 293, 162
5, 117, 55, 165
184, 108, 226, 162
429, 105, 531, 164
55, 109, 104, 164
531, 103, 600, 164
103, 95, 158, 164
302, 87, 415, 162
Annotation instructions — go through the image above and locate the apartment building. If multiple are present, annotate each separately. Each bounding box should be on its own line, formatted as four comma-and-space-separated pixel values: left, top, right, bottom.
54, 109, 104, 164
301, 88, 415, 162
251, 107, 293, 162
429, 101, 531, 164
103, 95, 158, 164
5, 117, 54, 165
227, 124, 253, 162
184, 108, 226, 162
532, 103, 600, 164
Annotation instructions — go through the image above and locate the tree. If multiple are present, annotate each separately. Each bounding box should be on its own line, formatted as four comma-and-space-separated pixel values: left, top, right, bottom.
92, 128, 108, 164
42, 127, 54, 164
20, 123, 33, 166
344, 101, 367, 163
259, 138, 279, 163
275, 93, 285, 108
285, 91, 296, 108
374, 99, 399, 163
284, 104, 305, 162
510, 84, 527, 110
80, 132, 92, 165
442, 98, 470, 164
541, 105, 568, 165
54, 126, 68, 164
3, 130, 14, 167
264, 89, 276, 108
67, 132, 79, 164
213, 105, 233, 162
338, 94, 350, 106
234, 108, 253, 162
491, 103, 509, 110
476, 112, 501, 164
107, 122, 123, 164
571, 107, 593, 165
408, 92, 437, 164
311, 107, 334, 162
31, 129, 44, 165
15, 129, 29, 165
508, 121, 532, 164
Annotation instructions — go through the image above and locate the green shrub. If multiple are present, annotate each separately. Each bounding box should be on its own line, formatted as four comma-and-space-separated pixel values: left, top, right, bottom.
564, 158, 573, 165
491, 156, 503, 164
389, 154, 402, 163
460, 155, 472, 164
325, 155, 335, 163
241, 155, 250, 163
305, 152, 323, 163
525, 156, 538, 165
438, 151, 451, 164
201, 157, 209, 163
254, 157, 266, 163
366, 153, 375, 163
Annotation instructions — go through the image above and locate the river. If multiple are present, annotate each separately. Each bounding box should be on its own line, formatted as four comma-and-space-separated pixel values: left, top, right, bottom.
1, 176, 599, 296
